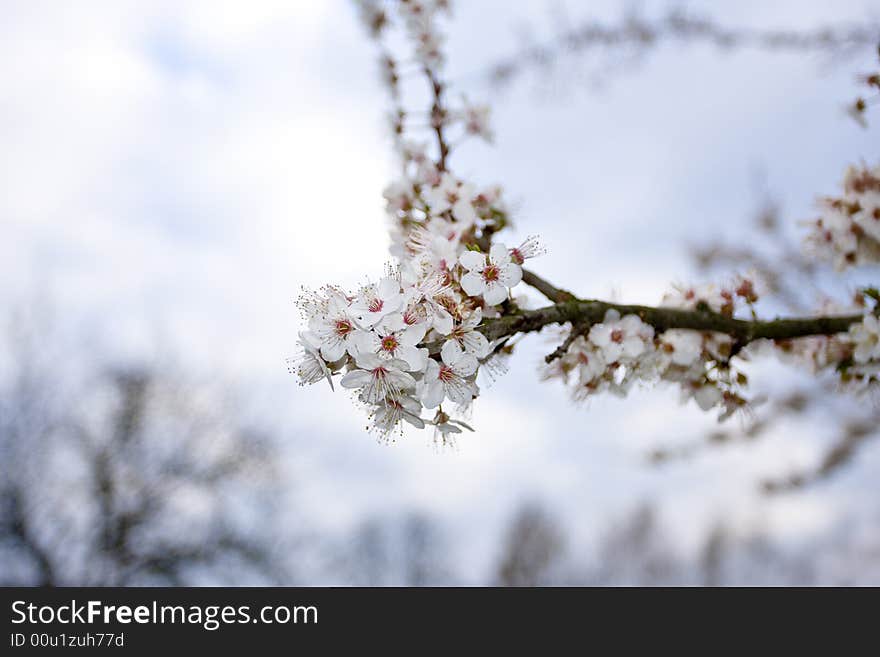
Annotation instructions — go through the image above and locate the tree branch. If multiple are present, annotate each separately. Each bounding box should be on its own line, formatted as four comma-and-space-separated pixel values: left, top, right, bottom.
425, 68, 449, 171
428, 297, 864, 355
486, 9, 880, 89
521, 269, 579, 303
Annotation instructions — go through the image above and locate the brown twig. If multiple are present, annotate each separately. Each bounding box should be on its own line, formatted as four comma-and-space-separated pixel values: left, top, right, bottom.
425, 68, 449, 171
427, 297, 864, 355
521, 269, 579, 304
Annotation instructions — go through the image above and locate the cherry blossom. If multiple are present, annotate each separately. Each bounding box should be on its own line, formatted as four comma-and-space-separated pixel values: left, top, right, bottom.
456, 100, 493, 142
429, 409, 474, 443
588, 311, 654, 363
682, 381, 724, 412
350, 277, 404, 328
459, 244, 523, 306
850, 314, 880, 364
353, 317, 429, 372
289, 332, 334, 390
446, 308, 491, 358
661, 283, 734, 316
383, 180, 417, 217
659, 329, 704, 367
340, 353, 416, 404
509, 236, 546, 265
419, 341, 478, 408
307, 290, 359, 362
425, 173, 478, 225
804, 163, 880, 270
369, 394, 426, 435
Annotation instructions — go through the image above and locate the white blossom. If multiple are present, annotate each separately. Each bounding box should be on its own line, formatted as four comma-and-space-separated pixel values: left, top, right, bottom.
659, 329, 704, 367
682, 382, 724, 411
661, 283, 733, 315
307, 290, 359, 362
509, 235, 546, 265
419, 341, 478, 408
289, 331, 334, 390
369, 394, 426, 435
350, 277, 404, 328
446, 308, 490, 358
353, 316, 429, 372
340, 353, 416, 404
456, 100, 493, 142
458, 244, 522, 306
804, 163, 880, 270
564, 336, 607, 387
850, 314, 880, 364
383, 179, 417, 216
429, 409, 473, 443
425, 173, 477, 225
853, 190, 880, 242
589, 311, 654, 363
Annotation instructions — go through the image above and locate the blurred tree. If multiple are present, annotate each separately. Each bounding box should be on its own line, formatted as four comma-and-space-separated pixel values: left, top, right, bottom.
0, 300, 288, 585
346, 511, 452, 586
585, 504, 685, 585
495, 502, 567, 586
485, 6, 879, 92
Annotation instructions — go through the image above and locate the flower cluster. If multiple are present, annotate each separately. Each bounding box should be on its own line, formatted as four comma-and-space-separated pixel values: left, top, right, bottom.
804, 163, 880, 270
288, 1, 549, 440
292, 234, 538, 439
770, 292, 880, 389
544, 282, 764, 419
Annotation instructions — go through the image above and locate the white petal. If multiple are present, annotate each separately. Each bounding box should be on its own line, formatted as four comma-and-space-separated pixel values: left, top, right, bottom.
398, 345, 428, 372
423, 359, 440, 381
401, 323, 427, 346
307, 315, 325, 333
353, 330, 380, 355
427, 194, 450, 215
482, 282, 508, 306
452, 199, 477, 225
355, 352, 382, 370
489, 243, 511, 266
462, 307, 482, 330
378, 277, 400, 298
400, 395, 423, 414
589, 325, 611, 347
445, 378, 475, 404
380, 313, 407, 332
383, 292, 404, 314
460, 272, 487, 297
386, 369, 416, 390
622, 337, 646, 359
298, 330, 322, 350
498, 263, 522, 288
320, 339, 346, 362
459, 250, 487, 272
441, 340, 464, 366
432, 308, 454, 335
451, 353, 478, 377
402, 413, 425, 429
421, 380, 445, 408
359, 311, 384, 328
462, 331, 490, 358
340, 369, 372, 389
439, 423, 462, 435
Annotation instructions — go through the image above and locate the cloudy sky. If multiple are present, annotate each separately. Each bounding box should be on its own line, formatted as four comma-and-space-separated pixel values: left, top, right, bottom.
2, 0, 879, 582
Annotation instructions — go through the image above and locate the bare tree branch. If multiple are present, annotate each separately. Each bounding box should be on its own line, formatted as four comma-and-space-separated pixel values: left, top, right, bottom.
486, 8, 880, 89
